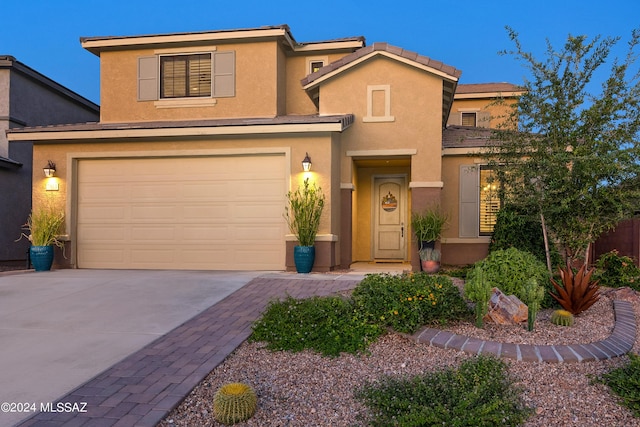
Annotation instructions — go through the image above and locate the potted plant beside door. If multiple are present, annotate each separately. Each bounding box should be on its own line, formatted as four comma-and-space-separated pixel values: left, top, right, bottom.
285, 178, 325, 273
17, 206, 65, 271
411, 205, 448, 269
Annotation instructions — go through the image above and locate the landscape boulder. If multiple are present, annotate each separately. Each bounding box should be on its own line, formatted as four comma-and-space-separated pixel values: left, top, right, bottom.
484, 287, 528, 325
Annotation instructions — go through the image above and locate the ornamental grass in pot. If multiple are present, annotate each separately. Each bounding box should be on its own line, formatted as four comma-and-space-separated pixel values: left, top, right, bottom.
17, 207, 65, 271
284, 178, 325, 273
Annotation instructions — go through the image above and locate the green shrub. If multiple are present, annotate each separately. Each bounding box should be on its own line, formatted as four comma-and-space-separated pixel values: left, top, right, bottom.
466, 248, 554, 308
355, 355, 532, 426
442, 265, 473, 279
352, 273, 471, 334
594, 250, 640, 291
489, 204, 561, 267
599, 353, 640, 417
250, 295, 383, 357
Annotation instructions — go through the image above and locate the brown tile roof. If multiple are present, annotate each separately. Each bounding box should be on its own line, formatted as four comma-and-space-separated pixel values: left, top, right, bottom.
7, 115, 355, 134
443, 125, 497, 148
80, 25, 293, 44
301, 42, 462, 87
455, 82, 524, 94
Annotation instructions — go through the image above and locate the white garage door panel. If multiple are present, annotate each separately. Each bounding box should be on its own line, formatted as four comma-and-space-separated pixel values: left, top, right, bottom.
77, 155, 287, 270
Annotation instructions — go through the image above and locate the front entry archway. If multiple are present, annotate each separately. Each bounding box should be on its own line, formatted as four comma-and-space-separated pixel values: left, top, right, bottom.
372, 175, 407, 260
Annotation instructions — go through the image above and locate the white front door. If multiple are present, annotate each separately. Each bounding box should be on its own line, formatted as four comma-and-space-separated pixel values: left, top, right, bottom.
373, 176, 407, 259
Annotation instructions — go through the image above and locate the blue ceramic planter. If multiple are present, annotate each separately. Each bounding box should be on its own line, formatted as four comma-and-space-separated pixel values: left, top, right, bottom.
30, 245, 54, 271
293, 246, 315, 273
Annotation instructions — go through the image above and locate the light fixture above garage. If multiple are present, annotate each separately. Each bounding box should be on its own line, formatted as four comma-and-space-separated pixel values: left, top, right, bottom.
43, 160, 56, 178
302, 153, 312, 172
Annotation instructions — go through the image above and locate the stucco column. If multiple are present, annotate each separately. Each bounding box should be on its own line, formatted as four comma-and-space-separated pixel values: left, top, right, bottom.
339, 186, 353, 269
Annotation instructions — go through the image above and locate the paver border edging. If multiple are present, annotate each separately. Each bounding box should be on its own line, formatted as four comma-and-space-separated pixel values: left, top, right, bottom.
414, 300, 636, 363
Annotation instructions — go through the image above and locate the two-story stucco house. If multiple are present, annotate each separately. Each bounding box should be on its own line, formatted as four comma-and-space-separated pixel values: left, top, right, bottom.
7, 25, 523, 271
0, 56, 99, 264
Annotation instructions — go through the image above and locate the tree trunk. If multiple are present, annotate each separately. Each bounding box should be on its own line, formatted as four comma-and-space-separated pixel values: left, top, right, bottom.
540, 212, 553, 275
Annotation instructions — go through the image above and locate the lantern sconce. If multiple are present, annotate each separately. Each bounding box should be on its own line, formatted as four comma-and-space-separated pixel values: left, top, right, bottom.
43, 160, 56, 178
302, 153, 312, 172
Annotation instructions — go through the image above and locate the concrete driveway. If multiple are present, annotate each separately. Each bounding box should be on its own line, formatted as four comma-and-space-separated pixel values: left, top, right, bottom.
0, 269, 262, 426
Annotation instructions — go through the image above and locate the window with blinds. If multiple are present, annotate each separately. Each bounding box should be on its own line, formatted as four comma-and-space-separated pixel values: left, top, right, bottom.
160, 54, 212, 98
461, 112, 477, 127
479, 166, 500, 234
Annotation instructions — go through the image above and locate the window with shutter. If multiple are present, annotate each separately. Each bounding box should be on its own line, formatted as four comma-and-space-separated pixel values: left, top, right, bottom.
461, 112, 476, 127
138, 51, 235, 102
160, 54, 212, 98
459, 165, 501, 238
479, 166, 500, 235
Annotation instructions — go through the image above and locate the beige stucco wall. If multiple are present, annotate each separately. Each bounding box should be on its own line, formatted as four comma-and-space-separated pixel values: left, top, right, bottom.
30, 133, 340, 246
319, 56, 444, 183
284, 53, 350, 116
450, 98, 517, 129
99, 40, 282, 123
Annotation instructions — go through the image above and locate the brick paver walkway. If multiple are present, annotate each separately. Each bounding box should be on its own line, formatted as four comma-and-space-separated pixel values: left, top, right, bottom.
18, 274, 637, 426
414, 300, 637, 363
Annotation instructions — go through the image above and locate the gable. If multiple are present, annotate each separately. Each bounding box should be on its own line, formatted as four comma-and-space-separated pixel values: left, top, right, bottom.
302, 43, 461, 128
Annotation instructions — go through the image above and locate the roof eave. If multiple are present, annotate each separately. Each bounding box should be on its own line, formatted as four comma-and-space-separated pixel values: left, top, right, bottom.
7, 115, 355, 142
80, 25, 295, 56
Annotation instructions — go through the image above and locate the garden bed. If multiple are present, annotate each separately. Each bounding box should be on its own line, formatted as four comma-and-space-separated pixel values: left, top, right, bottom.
160, 280, 640, 427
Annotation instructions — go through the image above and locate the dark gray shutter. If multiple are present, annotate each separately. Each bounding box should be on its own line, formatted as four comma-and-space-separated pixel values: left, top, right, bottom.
477, 111, 491, 128
447, 110, 460, 126
138, 56, 158, 101
459, 165, 479, 237
212, 51, 235, 97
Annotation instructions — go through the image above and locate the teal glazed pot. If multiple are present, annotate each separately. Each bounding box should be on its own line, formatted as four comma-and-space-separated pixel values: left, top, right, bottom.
293, 245, 315, 273
30, 245, 54, 271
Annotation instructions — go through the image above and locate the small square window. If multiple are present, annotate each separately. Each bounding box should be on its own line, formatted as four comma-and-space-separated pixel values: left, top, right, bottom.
310, 60, 325, 74
461, 112, 477, 127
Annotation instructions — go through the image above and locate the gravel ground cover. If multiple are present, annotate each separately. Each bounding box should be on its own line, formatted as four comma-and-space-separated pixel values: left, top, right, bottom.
158, 282, 640, 426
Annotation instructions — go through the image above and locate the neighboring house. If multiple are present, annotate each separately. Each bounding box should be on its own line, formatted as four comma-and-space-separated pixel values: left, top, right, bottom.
0, 56, 99, 264
6, 25, 523, 271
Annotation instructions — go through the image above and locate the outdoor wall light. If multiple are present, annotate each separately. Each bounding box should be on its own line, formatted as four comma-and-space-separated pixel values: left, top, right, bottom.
302, 153, 312, 172
43, 160, 56, 178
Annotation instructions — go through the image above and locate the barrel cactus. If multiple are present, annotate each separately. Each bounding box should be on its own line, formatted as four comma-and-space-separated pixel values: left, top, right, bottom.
213, 382, 257, 424
550, 309, 574, 327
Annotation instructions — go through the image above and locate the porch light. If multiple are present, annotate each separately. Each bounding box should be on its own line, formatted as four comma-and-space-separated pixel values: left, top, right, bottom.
302, 153, 312, 172
43, 160, 56, 178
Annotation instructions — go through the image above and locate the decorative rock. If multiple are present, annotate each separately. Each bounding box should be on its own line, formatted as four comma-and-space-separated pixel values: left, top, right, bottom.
484, 288, 528, 325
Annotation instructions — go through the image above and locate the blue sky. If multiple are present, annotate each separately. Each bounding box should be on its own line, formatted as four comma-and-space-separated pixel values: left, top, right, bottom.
1, 0, 638, 105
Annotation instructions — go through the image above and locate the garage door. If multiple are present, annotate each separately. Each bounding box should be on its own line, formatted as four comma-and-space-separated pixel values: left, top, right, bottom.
76, 155, 287, 270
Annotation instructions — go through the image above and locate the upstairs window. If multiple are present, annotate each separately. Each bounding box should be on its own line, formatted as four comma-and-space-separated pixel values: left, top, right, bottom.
160, 54, 211, 98
461, 112, 477, 127
310, 60, 325, 73
138, 51, 235, 101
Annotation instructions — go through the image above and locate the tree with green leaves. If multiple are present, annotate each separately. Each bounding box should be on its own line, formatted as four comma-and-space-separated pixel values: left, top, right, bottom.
487, 26, 640, 267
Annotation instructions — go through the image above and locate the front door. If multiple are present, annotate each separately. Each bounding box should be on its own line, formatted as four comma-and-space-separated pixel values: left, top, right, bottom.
373, 176, 407, 260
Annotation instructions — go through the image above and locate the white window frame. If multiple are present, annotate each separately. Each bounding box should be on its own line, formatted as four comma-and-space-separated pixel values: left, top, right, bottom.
307, 56, 328, 74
